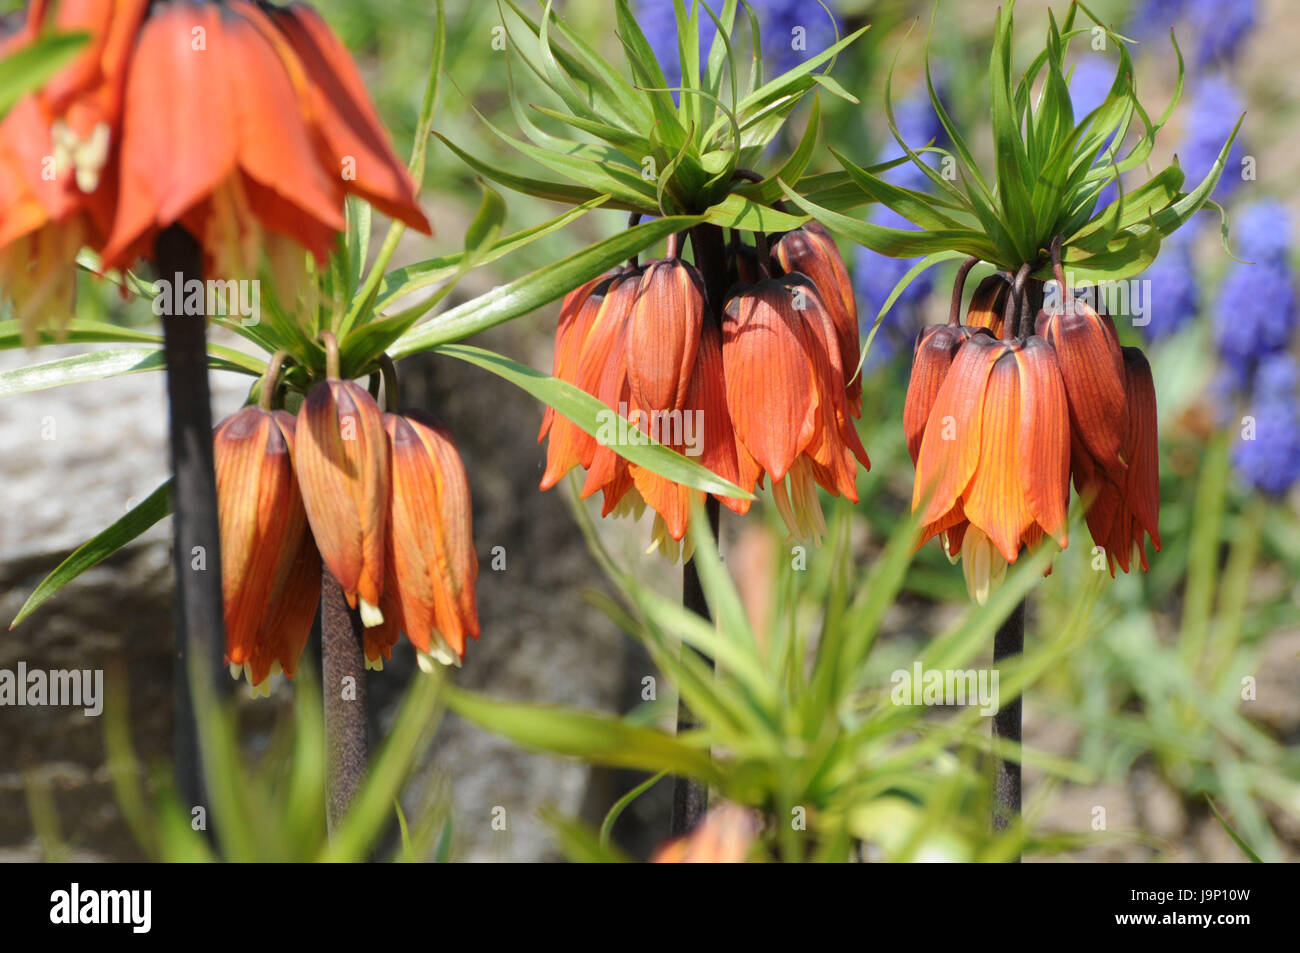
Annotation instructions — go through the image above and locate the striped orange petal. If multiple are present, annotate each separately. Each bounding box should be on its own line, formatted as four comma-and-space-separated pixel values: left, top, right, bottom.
214, 406, 317, 691
295, 379, 389, 622
538, 272, 615, 488
626, 259, 705, 414
1014, 335, 1070, 548
772, 222, 862, 416
960, 346, 1039, 563
721, 278, 818, 482
1120, 346, 1161, 551
903, 324, 983, 464
1037, 298, 1129, 472
261, 3, 429, 234
963, 273, 1010, 338
383, 412, 479, 665
913, 333, 1003, 530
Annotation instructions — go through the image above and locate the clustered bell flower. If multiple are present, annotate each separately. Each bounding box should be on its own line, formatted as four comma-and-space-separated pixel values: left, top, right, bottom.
906, 249, 1161, 603
215, 338, 480, 693
0, 0, 430, 339
539, 223, 870, 555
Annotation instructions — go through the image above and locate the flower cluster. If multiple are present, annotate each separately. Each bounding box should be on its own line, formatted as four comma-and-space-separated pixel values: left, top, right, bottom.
216, 339, 479, 694
0, 0, 428, 339
906, 254, 1160, 602
540, 224, 869, 556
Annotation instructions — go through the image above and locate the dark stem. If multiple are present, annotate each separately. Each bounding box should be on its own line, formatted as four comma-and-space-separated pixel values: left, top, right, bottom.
670, 496, 721, 837
321, 567, 370, 834
1001, 263, 1032, 342
688, 223, 730, 318
378, 354, 400, 411
627, 211, 642, 268
153, 224, 227, 815
992, 598, 1025, 852
948, 256, 981, 326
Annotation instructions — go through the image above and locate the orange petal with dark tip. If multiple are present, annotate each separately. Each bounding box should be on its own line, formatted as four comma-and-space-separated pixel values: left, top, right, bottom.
626, 259, 704, 414
1039, 299, 1129, 472
722, 279, 817, 482
913, 334, 1004, 526
1015, 336, 1070, 548
295, 379, 389, 611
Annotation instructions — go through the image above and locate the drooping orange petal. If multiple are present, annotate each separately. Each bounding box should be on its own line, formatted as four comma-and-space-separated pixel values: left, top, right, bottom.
722, 279, 817, 482
963, 274, 1009, 338
772, 222, 862, 416
103, 3, 239, 268
382, 412, 480, 662
913, 333, 1003, 526
295, 379, 389, 611
214, 406, 300, 676
1039, 299, 1129, 472
1015, 335, 1070, 547
1120, 346, 1161, 551
626, 259, 705, 414
960, 347, 1037, 563
262, 2, 430, 233
903, 324, 982, 464
225, 6, 345, 251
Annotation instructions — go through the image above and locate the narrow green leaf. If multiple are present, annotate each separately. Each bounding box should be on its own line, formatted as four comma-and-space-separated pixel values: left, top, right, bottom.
428, 344, 751, 499
448, 687, 723, 784
390, 214, 703, 353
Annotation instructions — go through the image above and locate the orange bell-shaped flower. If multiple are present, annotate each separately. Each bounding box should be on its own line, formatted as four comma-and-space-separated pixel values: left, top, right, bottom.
1071, 346, 1162, 574
771, 221, 863, 417
913, 333, 1070, 603
213, 404, 320, 694
374, 411, 480, 670
100, 0, 429, 276
0, 0, 148, 340
722, 274, 869, 543
294, 336, 389, 625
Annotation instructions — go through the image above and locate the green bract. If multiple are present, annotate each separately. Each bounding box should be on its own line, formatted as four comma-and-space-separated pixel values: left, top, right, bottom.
788, 0, 1243, 289
443, 0, 867, 226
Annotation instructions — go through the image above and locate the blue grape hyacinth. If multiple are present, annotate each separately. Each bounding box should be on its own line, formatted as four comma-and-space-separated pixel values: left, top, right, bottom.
1180, 76, 1247, 202
1212, 202, 1300, 495
1138, 227, 1199, 341
1214, 201, 1297, 373
1233, 361, 1300, 495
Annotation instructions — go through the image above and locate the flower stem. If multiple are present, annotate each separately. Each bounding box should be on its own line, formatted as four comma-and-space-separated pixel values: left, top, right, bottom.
153, 224, 227, 814
992, 598, 1024, 852
321, 567, 370, 834
671, 496, 721, 837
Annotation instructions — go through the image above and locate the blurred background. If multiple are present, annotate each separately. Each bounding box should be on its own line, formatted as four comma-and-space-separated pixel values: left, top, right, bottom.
1, 0, 1297, 861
